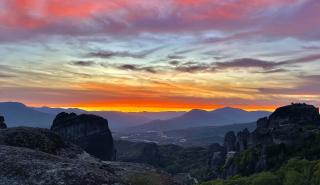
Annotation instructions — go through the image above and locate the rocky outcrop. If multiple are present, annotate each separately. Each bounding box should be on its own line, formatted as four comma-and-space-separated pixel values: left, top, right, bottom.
219, 103, 320, 178
0, 127, 95, 160
251, 103, 320, 146
0, 116, 7, 129
0, 126, 190, 185
223, 131, 236, 152
51, 112, 114, 161
0, 145, 126, 185
208, 143, 226, 178
115, 140, 160, 166
236, 128, 250, 151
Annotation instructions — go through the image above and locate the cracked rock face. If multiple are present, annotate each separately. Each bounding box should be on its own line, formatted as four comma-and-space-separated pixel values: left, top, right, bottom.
0, 145, 126, 185
0, 127, 187, 185
51, 112, 115, 161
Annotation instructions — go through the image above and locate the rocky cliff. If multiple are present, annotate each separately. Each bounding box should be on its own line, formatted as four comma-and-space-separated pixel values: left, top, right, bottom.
0, 116, 7, 129
51, 112, 114, 160
218, 103, 320, 178
0, 119, 190, 185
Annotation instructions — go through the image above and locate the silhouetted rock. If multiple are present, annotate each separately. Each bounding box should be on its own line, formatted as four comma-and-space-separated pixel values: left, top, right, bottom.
220, 103, 320, 178
268, 103, 320, 128
0, 116, 7, 129
251, 103, 320, 146
223, 131, 236, 151
51, 112, 115, 161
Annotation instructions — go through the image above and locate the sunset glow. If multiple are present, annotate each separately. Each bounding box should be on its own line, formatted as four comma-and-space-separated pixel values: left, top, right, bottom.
1, 0, 320, 111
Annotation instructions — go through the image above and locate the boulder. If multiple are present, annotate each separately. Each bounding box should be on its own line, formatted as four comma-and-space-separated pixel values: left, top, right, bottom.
0, 116, 7, 129
51, 112, 114, 161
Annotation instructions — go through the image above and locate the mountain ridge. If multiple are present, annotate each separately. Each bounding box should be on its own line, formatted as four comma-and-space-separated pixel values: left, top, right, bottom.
133, 107, 271, 131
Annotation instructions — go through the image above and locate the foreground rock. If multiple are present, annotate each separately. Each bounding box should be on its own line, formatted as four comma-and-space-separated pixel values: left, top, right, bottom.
51, 112, 114, 160
0, 116, 7, 129
0, 127, 93, 160
0, 126, 188, 185
0, 145, 125, 185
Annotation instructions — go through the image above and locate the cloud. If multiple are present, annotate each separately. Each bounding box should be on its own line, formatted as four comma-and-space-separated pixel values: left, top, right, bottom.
167, 55, 185, 60
216, 58, 279, 70
174, 62, 214, 73
0, 0, 318, 42
87, 47, 163, 59
168, 60, 180, 66
281, 54, 320, 65
0, 73, 16, 78
255, 69, 289, 74
70, 60, 96, 66
98, 62, 158, 73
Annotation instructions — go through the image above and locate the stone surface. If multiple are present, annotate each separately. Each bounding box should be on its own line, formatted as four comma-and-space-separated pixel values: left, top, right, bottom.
223, 131, 236, 152
220, 103, 320, 178
0, 145, 126, 185
0, 126, 189, 185
208, 143, 226, 178
0, 127, 96, 161
236, 128, 250, 151
51, 112, 114, 160
0, 116, 7, 129
268, 103, 320, 128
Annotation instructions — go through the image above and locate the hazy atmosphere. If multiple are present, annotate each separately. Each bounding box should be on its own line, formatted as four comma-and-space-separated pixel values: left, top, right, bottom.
1, 0, 320, 111
1, 1, 320, 185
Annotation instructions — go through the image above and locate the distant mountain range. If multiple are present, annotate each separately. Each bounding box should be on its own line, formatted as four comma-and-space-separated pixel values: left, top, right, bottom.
0, 102, 54, 128
0, 102, 184, 129
0, 102, 271, 131
132, 107, 271, 131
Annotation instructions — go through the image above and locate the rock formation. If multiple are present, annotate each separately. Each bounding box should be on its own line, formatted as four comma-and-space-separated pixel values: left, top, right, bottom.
0, 145, 126, 185
0, 116, 7, 129
0, 127, 94, 160
51, 112, 114, 161
217, 103, 320, 178
223, 131, 236, 152
208, 143, 226, 178
0, 127, 186, 185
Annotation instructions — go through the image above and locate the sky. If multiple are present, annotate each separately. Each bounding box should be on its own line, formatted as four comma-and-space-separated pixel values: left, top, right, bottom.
0, 0, 320, 112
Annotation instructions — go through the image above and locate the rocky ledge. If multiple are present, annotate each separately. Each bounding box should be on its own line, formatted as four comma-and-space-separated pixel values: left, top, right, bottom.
0, 119, 189, 185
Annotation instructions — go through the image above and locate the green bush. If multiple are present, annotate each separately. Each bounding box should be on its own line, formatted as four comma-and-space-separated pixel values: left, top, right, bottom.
201, 159, 320, 185
251, 172, 281, 185
283, 170, 305, 185
128, 174, 161, 185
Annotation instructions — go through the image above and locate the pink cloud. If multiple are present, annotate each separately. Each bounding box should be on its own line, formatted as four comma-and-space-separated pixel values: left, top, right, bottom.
0, 0, 318, 41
